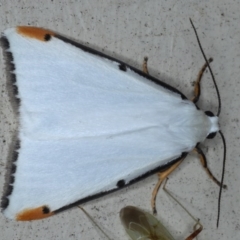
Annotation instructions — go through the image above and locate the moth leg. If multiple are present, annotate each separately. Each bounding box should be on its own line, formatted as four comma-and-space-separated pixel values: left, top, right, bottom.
151, 158, 185, 214
185, 219, 203, 240
193, 146, 227, 189
142, 57, 149, 74
192, 58, 213, 103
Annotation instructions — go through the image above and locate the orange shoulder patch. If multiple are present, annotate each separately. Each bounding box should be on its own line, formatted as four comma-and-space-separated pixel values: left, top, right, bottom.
17, 26, 55, 41
16, 205, 54, 221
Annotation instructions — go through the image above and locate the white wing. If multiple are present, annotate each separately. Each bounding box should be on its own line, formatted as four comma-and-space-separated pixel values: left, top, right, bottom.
1, 27, 215, 220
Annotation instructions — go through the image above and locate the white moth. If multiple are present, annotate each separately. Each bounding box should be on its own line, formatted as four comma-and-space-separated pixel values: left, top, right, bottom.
0, 26, 223, 221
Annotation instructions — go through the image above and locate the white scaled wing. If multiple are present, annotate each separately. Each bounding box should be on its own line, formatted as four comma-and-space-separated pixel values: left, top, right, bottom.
1, 27, 214, 220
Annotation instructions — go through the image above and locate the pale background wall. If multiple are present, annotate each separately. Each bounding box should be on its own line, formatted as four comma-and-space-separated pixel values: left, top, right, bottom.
0, 1, 239, 239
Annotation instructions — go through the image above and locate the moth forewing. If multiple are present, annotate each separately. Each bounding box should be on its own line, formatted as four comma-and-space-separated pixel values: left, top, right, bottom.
0, 25, 222, 221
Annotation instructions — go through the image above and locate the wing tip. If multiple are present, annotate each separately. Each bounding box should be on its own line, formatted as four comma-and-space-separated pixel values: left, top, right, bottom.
16, 26, 55, 41
14, 206, 54, 221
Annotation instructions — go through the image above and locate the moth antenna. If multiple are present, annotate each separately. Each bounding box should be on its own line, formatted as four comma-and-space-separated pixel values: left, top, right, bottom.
190, 19, 227, 228
189, 18, 221, 117
217, 131, 227, 228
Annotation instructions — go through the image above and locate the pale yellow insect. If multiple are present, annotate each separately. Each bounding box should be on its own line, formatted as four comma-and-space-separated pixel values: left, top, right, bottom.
120, 180, 202, 240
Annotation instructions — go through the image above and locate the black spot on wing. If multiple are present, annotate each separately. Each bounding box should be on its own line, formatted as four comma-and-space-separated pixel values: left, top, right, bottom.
55, 154, 189, 216
42, 206, 50, 214
1, 198, 9, 209
11, 164, 16, 174
44, 34, 51, 41
119, 63, 127, 71
12, 140, 20, 162
9, 176, 15, 184
1, 36, 23, 210
55, 34, 188, 100
5, 185, 13, 196
12, 150, 19, 163
1, 139, 20, 210
0, 36, 19, 101
117, 179, 125, 188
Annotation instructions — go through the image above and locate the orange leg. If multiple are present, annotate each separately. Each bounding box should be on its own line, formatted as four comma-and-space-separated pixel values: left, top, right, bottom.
193, 146, 227, 189
192, 58, 213, 103
151, 158, 185, 214
152, 146, 226, 214
142, 56, 213, 104
185, 220, 203, 240
142, 57, 149, 74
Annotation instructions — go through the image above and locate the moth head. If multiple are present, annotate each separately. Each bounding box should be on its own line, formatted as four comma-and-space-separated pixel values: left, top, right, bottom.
205, 111, 218, 139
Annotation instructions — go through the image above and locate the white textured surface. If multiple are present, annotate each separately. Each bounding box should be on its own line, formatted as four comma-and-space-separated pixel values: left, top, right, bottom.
0, 1, 239, 239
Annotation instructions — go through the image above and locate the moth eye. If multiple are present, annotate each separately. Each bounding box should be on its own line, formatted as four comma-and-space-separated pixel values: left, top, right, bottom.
207, 132, 217, 139
205, 111, 214, 117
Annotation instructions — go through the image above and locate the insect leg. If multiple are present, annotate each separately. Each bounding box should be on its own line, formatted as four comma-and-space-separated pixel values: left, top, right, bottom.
78, 206, 112, 240
142, 57, 149, 74
151, 157, 185, 214
185, 220, 203, 240
193, 146, 227, 189
163, 179, 203, 240
192, 58, 213, 103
